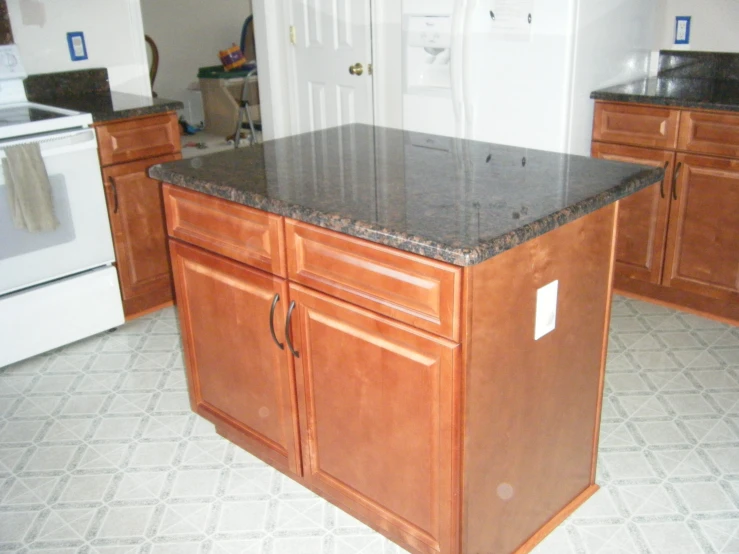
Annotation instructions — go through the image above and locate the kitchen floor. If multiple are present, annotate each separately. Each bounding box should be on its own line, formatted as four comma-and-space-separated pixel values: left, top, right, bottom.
1, 296, 737, 554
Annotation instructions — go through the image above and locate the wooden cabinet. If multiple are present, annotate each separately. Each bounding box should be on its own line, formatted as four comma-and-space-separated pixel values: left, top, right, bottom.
169, 240, 301, 476
590, 142, 673, 284
96, 111, 181, 318
162, 182, 619, 554
291, 284, 459, 554
103, 154, 177, 317
663, 154, 739, 301
592, 102, 739, 323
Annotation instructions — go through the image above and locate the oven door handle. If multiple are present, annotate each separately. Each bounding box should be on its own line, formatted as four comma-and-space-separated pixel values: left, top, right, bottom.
108, 176, 119, 214
0, 129, 98, 158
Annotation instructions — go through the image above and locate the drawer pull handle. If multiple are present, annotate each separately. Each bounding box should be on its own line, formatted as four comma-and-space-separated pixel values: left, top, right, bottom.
269, 293, 284, 350
672, 161, 682, 201
108, 176, 119, 214
659, 161, 668, 199
285, 301, 300, 358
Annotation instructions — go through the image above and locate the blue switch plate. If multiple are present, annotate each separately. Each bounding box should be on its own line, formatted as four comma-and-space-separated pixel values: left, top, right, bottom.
675, 16, 691, 45
67, 32, 88, 61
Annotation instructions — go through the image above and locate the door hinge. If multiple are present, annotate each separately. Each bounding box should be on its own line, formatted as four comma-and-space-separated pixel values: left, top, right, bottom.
289, 25, 297, 45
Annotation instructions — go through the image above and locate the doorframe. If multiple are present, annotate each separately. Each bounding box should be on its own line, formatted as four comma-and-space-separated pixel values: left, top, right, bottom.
253, 0, 296, 140
254, 0, 400, 139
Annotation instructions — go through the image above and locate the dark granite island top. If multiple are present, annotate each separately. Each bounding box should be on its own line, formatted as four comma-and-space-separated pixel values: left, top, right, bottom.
150, 123, 662, 267
23, 68, 183, 122
591, 50, 739, 112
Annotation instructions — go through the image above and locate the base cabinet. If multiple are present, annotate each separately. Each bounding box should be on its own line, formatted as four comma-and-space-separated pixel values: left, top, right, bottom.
97, 112, 181, 318
590, 142, 673, 284
663, 154, 739, 302
163, 183, 617, 554
292, 284, 459, 554
169, 240, 302, 476
103, 154, 177, 317
592, 101, 739, 323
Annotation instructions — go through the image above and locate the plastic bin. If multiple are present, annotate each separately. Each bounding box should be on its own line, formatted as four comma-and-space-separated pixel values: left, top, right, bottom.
198, 65, 260, 137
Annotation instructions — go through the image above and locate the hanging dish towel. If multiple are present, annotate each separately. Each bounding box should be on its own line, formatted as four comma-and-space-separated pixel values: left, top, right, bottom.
2, 142, 58, 232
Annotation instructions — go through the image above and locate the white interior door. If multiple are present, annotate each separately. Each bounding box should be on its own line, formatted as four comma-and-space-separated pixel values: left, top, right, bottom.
290, 0, 374, 132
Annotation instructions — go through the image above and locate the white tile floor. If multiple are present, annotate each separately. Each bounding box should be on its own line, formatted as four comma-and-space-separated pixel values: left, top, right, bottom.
1, 296, 738, 553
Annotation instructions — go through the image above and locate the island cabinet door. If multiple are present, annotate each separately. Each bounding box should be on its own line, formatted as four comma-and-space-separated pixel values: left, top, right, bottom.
169, 240, 302, 477
288, 284, 461, 554
591, 142, 674, 284
662, 153, 739, 303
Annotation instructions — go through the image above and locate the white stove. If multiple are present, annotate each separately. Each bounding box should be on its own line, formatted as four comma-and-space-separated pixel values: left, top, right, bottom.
0, 102, 93, 139
0, 44, 124, 368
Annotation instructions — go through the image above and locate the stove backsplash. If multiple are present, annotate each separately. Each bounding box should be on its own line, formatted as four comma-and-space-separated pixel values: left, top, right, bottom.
0, 0, 13, 45
24, 68, 111, 102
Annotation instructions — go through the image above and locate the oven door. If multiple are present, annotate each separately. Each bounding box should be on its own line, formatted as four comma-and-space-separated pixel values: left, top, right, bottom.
0, 128, 115, 295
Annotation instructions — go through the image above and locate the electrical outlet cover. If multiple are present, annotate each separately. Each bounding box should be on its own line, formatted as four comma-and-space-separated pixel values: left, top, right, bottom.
675, 16, 691, 45
535, 280, 558, 340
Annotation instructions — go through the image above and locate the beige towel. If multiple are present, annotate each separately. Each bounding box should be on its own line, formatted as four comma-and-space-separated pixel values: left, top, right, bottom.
2, 142, 58, 232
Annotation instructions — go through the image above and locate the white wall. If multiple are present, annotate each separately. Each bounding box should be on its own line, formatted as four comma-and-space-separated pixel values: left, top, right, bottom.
141, 0, 252, 103
6, 0, 150, 96
655, 0, 739, 52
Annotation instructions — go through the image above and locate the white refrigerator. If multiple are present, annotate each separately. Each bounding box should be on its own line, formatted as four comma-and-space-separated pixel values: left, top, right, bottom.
401, 0, 657, 155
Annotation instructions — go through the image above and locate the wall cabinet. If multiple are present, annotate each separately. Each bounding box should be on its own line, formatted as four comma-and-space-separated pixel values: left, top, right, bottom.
592, 102, 739, 323
96, 112, 181, 318
162, 183, 619, 554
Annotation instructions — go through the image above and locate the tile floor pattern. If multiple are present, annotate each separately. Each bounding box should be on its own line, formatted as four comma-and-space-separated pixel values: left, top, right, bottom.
0, 296, 738, 553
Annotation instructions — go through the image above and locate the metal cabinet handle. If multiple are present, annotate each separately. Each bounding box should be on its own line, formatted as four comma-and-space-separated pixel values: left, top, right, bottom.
672, 161, 682, 201
659, 161, 668, 199
285, 301, 299, 358
108, 176, 119, 214
269, 294, 284, 350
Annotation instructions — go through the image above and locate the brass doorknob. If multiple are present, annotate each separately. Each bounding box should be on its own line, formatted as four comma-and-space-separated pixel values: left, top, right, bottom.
349, 63, 364, 76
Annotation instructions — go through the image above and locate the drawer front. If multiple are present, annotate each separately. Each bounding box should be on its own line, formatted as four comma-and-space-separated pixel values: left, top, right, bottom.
678, 110, 739, 158
286, 220, 462, 341
163, 185, 286, 277
593, 102, 680, 149
97, 112, 181, 166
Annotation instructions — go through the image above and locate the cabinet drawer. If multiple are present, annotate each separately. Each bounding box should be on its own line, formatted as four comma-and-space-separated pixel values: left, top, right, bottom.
96, 112, 181, 166
163, 185, 286, 277
286, 221, 462, 341
678, 110, 739, 158
593, 102, 679, 149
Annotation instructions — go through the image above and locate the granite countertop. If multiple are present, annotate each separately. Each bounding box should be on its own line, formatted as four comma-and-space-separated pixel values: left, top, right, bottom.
591, 50, 739, 112
37, 92, 183, 123
150, 124, 662, 267
23, 67, 183, 122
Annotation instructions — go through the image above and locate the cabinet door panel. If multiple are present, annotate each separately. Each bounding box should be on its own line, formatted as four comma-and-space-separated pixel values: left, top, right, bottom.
291, 284, 459, 554
97, 113, 181, 166
678, 110, 739, 158
103, 154, 178, 316
663, 154, 739, 302
591, 142, 673, 284
592, 102, 679, 149
170, 240, 302, 476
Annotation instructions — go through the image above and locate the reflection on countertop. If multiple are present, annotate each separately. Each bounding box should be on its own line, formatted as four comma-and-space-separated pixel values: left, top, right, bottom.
150, 123, 662, 266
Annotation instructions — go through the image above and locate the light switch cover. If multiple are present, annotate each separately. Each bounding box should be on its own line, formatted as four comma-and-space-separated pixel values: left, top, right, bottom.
67, 32, 88, 61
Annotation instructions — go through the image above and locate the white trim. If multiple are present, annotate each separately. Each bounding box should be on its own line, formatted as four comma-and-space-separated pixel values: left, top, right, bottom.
253, 0, 296, 139
126, 0, 153, 98
0, 266, 124, 368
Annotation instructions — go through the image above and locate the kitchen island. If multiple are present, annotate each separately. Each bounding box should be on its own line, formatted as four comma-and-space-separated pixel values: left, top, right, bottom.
149, 124, 662, 554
